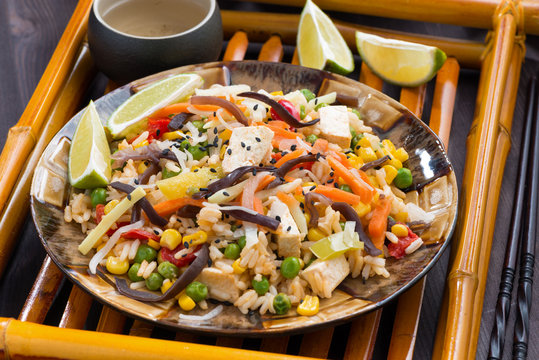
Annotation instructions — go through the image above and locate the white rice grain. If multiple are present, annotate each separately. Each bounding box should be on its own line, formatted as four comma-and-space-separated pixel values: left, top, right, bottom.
405, 238, 424, 254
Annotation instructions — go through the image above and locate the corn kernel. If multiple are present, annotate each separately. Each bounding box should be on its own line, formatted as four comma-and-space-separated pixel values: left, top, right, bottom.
385, 158, 403, 169
297, 295, 320, 316
178, 293, 196, 311
219, 128, 232, 141
270, 91, 284, 96
307, 228, 326, 242
161, 130, 185, 141
353, 202, 372, 217
358, 136, 371, 148
358, 147, 377, 163
232, 259, 247, 274
106, 256, 129, 275
382, 139, 396, 153
147, 239, 161, 250
304, 213, 311, 225
382, 165, 398, 184
376, 147, 392, 159
183, 231, 208, 247
394, 211, 409, 223
368, 175, 379, 188
104, 200, 119, 215
302, 181, 317, 188
133, 140, 149, 149
137, 161, 148, 174
160, 229, 182, 250
393, 147, 409, 162
347, 153, 364, 168
220, 145, 228, 159
391, 224, 409, 237
161, 279, 173, 293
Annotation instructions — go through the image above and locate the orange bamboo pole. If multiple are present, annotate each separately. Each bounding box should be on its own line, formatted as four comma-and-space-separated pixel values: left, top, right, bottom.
18, 256, 63, 323
234, 0, 539, 35
59, 286, 93, 329
260, 337, 289, 354
258, 35, 284, 62
221, 10, 484, 68
0, 318, 318, 360
223, 31, 249, 61
0, 0, 92, 219
96, 307, 126, 334
129, 320, 154, 337
434, 7, 520, 359
298, 327, 334, 358
216, 337, 244, 348
343, 310, 382, 360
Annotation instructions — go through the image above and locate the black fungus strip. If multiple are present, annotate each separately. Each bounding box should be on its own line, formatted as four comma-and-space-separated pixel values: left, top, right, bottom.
304, 192, 333, 227
360, 155, 391, 171
190, 96, 248, 125
221, 209, 280, 231
238, 92, 320, 128
268, 154, 319, 188
130, 204, 142, 223
331, 202, 382, 256
177, 205, 202, 218
112, 244, 209, 302
138, 162, 159, 185
167, 112, 191, 131
110, 182, 168, 227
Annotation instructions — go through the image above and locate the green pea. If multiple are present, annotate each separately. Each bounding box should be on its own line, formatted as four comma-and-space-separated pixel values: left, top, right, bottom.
145, 272, 164, 291
339, 184, 353, 193
179, 139, 190, 150
300, 88, 316, 102
224, 243, 241, 260
280, 257, 301, 279
230, 223, 238, 232
162, 167, 180, 179
394, 168, 413, 189
187, 144, 208, 161
314, 102, 328, 111
157, 261, 180, 280
351, 108, 362, 119
191, 120, 206, 133
300, 104, 306, 119
90, 188, 107, 208
340, 221, 346, 231
128, 263, 144, 282
351, 133, 364, 149
273, 293, 292, 315
185, 281, 208, 302
305, 134, 319, 144
252, 276, 270, 295
237, 235, 247, 249
134, 244, 157, 264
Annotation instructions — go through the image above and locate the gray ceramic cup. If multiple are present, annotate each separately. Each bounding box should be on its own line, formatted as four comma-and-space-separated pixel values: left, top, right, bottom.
88, 0, 223, 84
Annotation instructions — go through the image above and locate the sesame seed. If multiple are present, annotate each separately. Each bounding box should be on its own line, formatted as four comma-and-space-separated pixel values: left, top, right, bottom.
213, 127, 218, 134
184, 241, 189, 249
144, 161, 149, 166
327, 179, 334, 183
316, 153, 321, 160
309, 186, 316, 191
224, 140, 230, 145
210, 168, 217, 173
223, 191, 230, 196
213, 112, 217, 117
134, 179, 139, 184
253, 168, 257, 175
334, 183, 339, 188
199, 187, 208, 191
208, 259, 213, 266
270, 158, 277, 164
291, 145, 297, 151
215, 239, 220, 243
241, 142, 246, 148
329, 171, 334, 177
227, 148, 232, 155
254, 104, 259, 111
345, 150, 352, 154
153, 230, 159, 235
127, 194, 132, 200
194, 169, 199, 172
287, 226, 292, 232
315, 99, 318, 105
276, 216, 281, 222
246, 146, 251, 151
299, 202, 304, 209
255, 137, 261, 142
156, 129, 160, 136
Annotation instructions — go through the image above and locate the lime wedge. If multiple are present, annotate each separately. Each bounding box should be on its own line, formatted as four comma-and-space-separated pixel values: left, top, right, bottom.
297, 0, 354, 75
355, 31, 447, 87
106, 73, 204, 139
69, 101, 111, 189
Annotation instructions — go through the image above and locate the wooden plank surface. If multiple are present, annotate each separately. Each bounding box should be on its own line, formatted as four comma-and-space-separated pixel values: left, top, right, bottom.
0, 1, 538, 359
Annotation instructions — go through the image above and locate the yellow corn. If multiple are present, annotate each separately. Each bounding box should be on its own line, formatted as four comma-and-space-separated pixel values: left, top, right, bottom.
232, 259, 247, 274
307, 228, 326, 242
104, 200, 119, 215
178, 293, 196, 311
220, 145, 228, 159
219, 128, 233, 141
385, 158, 403, 169
297, 295, 320, 316
183, 231, 208, 247
302, 181, 317, 188
391, 224, 409, 237
353, 202, 371, 218
161, 131, 185, 141
393, 147, 409, 163
137, 161, 148, 174
357, 147, 377, 163
147, 239, 161, 250
160, 229, 182, 250
117, 140, 129, 150
394, 211, 409, 223
270, 90, 283, 96
358, 136, 371, 148
382, 139, 396, 153
133, 140, 149, 149
299, 258, 305, 269
376, 147, 392, 159
382, 165, 398, 184
106, 256, 129, 275
347, 153, 364, 168
161, 279, 173, 294
368, 175, 379, 188
304, 213, 311, 226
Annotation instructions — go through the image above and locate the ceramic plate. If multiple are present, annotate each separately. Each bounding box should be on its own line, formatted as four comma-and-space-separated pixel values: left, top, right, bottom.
31, 61, 457, 336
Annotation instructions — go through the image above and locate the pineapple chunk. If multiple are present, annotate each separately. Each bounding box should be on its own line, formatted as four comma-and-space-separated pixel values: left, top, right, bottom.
157, 167, 223, 200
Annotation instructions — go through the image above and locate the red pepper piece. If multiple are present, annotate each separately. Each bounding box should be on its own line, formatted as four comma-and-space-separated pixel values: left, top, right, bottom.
270, 99, 300, 122
121, 228, 160, 241
147, 118, 171, 141
387, 227, 419, 259
95, 204, 105, 223
160, 244, 201, 268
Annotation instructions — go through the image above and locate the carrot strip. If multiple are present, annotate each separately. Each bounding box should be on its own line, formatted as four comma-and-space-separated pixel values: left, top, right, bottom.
276, 191, 298, 206
314, 185, 363, 205
327, 156, 375, 204
267, 120, 290, 129
256, 174, 276, 191
368, 197, 392, 250
153, 198, 204, 217
150, 103, 221, 118
275, 149, 304, 168
262, 124, 304, 140
312, 138, 328, 153
330, 150, 353, 168
253, 196, 264, 214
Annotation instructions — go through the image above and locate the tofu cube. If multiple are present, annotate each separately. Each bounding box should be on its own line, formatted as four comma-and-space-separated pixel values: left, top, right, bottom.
222, 126, 274, 173
301, 255, 350, 298
318, 106, 352, 149
196, 267, 240, 302
267, 197, 302, 257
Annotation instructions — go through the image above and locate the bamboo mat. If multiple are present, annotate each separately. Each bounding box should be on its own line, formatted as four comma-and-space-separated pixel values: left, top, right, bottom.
0, 0, 535, 359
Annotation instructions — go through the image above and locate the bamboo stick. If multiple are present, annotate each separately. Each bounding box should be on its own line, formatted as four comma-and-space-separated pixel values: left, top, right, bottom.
0, 0, 92, 220
0, 317, 318, 360
221, 10, 485, 68
260, 337, 289, 354
129, 320, 154, 337
258, 35, 284, 62
216, 337, 244, 348
234, 0, 539, 35
434, 8, 519, 359
223, 31, 249, 61
96, 307, 126, 334
18, 256, 64, 323
343, 310, 382, 360
298, 327, 334, 358
59, 286, 93, 329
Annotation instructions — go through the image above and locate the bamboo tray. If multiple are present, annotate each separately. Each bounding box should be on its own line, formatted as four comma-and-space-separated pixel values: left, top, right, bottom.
0, 0, 531, 359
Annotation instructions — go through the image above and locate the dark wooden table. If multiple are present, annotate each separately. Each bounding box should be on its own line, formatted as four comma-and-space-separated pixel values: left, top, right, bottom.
0, 1, 537, 359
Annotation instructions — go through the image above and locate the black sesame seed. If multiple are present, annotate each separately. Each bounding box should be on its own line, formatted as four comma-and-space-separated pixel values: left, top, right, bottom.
291, 145, 297, 151
345, 150, 352, 154
134, 179, 139, 185
227, 148, 232, 155
184, 242, 189, 249
286, 226, 292, 232
153, 230, 159, 235
194, 169, 199, 172
199, 187, 208, 191
198, 131, 203, 137
329, 171, 334, 177
255, 137, 261, 142
275, 216, 281, 222
252, 168, 257, 176
309, 185, 316, 191
282, 151, 289, 156
215, 239, 221, 243
182, 254, 187, 258
299, 202, 305, 209
156, 129, 161, 136
299, 167, 304, 170
144, 161, 149, 166
161, 149, 170, 155
241, 142, 246, 148
213, 127, 218, 134
127, 194, 132, 200
254, 104, 259, 111
213, 112, 217, 117
210, 168, 217, 173
208, 259, 213, 266
316, 153, 321, 160
327, 179, 334, 183
270, 158, 277, 164
224, 140, 229, 145
315, 98, 318, 105
334, 183, 339, 188
246, 146, 251, 151
223, 191, 230, 197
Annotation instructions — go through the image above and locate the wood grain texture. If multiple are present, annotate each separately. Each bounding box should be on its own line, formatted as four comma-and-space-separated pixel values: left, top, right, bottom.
59, 286, 93, 329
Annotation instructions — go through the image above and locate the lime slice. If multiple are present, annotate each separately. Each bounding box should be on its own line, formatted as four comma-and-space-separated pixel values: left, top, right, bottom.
106, 73, 204, 139
355, 31, 447, 87
69, 101, 111, 189
297, 0, 354, 75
